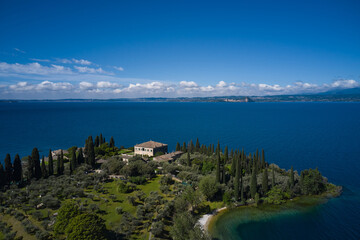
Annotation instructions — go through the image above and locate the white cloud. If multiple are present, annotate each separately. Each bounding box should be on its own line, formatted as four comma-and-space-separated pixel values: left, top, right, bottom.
74, 66, 108, 74
331, 79, 359, 89
72, 58, 92, 65
179, 81, 198, 88
258, 83, 284, 92
0, 62, 73, 75
114, 66, 124, 71
9, 81, 73, 92
79, 81, 94, 90
96, 81, 121, 88
14, 48, 25, 53
57, 58, 72, 64
216, 81, 227, 88
30, 58, 50, 62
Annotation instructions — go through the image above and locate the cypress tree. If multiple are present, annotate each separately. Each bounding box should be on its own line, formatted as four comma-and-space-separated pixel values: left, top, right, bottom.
56, 154, 61, 175
189, 140, 194, 153
290, 166, 294, 188
27, 156, 34, 180
215, 141, 220, 156
60, 150, 65, 174
175, 142, 180, 151
87, 136, 96, 168
77, 148, 84, 165
250, 163, 257, 199
99, 133, 104, 145
4, 154, 13, 184
182, 142, 187, 152
187, 151, 191, 166
224, 146, 228, 163
0, 163, 5, 187
230, 149, 234, 160
70, 149, 77, 174
48, 149, 54, 176
195, 138, 200, 152
13, 154, 22, 182
262, 167, 268, 195
261, 149, 265, 169
94, 136, 100, 147
272, 167, 275, 187
231, 152, 236, 177
110, 136, 115, 148
41, 156, 48, 178
234, 153, 240, 200
216, 150, 221, 183
222, 158, 226, 184
32, 148, 41, 179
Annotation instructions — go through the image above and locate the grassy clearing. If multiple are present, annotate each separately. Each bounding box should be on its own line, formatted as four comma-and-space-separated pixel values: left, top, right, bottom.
0, 215, 36, 240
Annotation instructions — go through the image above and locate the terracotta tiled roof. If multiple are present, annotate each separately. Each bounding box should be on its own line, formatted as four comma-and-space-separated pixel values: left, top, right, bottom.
135, 141, 167, 148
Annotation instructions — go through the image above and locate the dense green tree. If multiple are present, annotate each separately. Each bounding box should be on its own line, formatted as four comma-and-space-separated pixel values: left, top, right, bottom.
99, 133, 104, 145
32, 148, 41, 179
56, 154, 61, 175
109, 136, 115, 148
300, 168, 325, 195
176, 142, 181, 151
27, 156, 34, 180
54, 202, 80, 234
250, 163, 257, 199
199, 175, 218, 200
182, 142, 187, 152
13, 154, 22, 182
151, 221, 164, 236
234, 153, 240, 200
170, 212, 210, 240
272, 167, 275, 187
41, 156, 47, 178
94, 136, 100, 147
70, 148, 77, 174
77, 148, 84, 165
0, 163, 5, 187
230, 149, 234, 160
261, 149, 266, 169
60, 150, 65, 174
195, 138, 200, 152
86, 136, 95, 168
4, 154, 12, 184
48, 149, 54, 176
240, 150, 245, 201
290, 166, 295, 188
189, 139, 194, 153
65, 213, 106, 240
187, 151, 191, 166
215, 141, 220, 156
216, 151, 221, 183
224, 146, 229, 163
262, 167, 268, 195
231, 153, 236, 177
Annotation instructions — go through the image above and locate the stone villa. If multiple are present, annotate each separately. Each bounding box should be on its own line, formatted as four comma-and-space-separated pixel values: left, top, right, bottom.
134, 140, 168, 157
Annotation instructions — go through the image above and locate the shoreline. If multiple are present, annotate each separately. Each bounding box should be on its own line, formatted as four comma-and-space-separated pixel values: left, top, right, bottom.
198, 207, 227, 231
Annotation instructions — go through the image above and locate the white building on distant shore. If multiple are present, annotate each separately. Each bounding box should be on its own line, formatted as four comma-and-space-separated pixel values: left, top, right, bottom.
134, 141, 168, 157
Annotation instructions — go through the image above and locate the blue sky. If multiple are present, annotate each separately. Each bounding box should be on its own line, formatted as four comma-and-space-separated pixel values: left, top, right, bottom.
0, 0, 359, 99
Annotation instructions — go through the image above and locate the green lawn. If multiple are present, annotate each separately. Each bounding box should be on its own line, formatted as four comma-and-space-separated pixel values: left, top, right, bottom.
0, 215, 36, 240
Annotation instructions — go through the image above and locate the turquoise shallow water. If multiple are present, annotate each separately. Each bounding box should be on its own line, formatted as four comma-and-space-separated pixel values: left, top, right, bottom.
0, 102, 359, 239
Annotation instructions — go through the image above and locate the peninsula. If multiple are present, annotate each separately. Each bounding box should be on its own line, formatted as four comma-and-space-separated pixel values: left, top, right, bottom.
0, 137, 341, 240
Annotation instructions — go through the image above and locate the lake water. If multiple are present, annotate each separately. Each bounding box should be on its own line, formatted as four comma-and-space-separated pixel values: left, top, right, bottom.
0, 102, 359, 239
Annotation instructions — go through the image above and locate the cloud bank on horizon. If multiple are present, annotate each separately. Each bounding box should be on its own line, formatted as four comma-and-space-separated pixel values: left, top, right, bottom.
0, 59, 359, 99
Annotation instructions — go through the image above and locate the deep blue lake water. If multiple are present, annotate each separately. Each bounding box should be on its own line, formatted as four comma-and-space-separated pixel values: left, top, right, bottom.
0, 102, 359, 239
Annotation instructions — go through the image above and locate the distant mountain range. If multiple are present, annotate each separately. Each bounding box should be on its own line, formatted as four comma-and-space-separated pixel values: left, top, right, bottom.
2, 88, 360, 103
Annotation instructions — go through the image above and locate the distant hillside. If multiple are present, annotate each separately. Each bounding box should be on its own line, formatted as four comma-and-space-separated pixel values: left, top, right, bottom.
318, 87, 360, 95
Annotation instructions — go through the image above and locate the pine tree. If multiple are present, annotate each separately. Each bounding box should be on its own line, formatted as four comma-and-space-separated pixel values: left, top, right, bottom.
77, 148, 84, 165
41, 156, 48, 178
290, 166, 294, 188
262, 167, 268, 195
272, 167, 275, 187
176, 142, 181, 151
48, 150, 54, 176
86, 136, 96, 168
4, 154, 13, 184
250, 163, 257, 199
195, 138, 200, 152
70, 148, 77, 174
216, 150, 221, 183
0, 163, 5, 187
234, 153, 240, 201
94, 136, 100, 147
32, 148, 42, 179
13, 154, 22, 182
110, 136, 115, 148
187, 151, 191, 166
